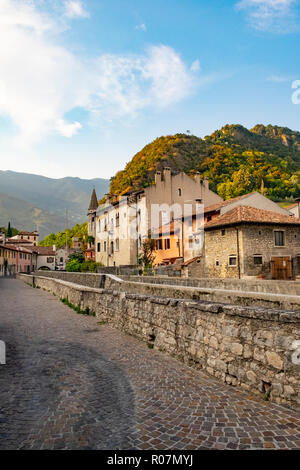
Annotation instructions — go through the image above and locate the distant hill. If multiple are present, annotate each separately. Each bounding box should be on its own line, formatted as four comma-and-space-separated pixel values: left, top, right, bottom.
109, 124, 300, 201
0, 171, 109, 238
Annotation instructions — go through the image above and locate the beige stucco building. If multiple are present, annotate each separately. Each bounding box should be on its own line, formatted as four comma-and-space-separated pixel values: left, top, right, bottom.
91, 169, 222, 267
9, 230, 39, 246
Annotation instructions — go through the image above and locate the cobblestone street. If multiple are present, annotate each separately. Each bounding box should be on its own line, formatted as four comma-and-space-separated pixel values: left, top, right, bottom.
0, 278, 299, 450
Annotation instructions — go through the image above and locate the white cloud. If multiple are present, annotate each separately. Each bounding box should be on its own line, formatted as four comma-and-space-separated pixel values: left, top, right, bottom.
56, 119, 82, 137
266, 74, 290, 82
64, 0, 89, 19
0, 0, 198, 150
236, 0, 298, 32
191, 60, 201, 72
135, 23, 147, 31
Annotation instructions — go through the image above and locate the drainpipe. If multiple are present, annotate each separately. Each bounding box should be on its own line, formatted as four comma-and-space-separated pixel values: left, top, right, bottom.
236, 227, 241, 279
181, 216, 185, 263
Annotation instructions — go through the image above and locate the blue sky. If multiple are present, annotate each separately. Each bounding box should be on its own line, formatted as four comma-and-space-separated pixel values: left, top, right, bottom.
1, 0, 300, 180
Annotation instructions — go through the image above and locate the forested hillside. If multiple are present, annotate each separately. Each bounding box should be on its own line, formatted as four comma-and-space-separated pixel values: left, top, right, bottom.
39, 223, 87, 248
109, 124, 300, 201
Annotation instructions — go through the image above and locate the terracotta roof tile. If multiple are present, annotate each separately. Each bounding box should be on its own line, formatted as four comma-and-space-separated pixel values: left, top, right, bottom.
205, 205, 300, 229
25, 246, 55, 255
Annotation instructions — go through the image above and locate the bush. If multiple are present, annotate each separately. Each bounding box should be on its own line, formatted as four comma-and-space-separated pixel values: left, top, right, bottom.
81, 260, 97, 272
68, 252, 85, 263
66, 259, 82, 272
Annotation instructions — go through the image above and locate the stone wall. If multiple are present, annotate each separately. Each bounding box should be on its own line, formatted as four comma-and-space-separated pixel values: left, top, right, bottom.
120, 275, 300, 295
35, 271, 300, 311
18, 273, 300, 409
205, 224, 300, 280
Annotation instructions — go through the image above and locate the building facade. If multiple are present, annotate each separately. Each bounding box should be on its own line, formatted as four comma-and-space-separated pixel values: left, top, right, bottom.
93, 169, 222, 267
9, 230, 39, 246
0, 245, 34, 276
204, 206, 300, 280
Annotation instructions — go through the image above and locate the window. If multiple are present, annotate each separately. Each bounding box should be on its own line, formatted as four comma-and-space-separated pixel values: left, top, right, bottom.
221, 229, 226, 236
98, 220, 101, 232
116, 238, 119, 251
188, 238, 193, 248
60, 257, 63, 263
156, 239, 163, 250
110, 241, 114, 254
274, 230, 284, 247
253, 255, 263, 265
104, 241, 107, 252
207, 215, 212, 222
229, 256, 237, 266
178, 188, 182, 196
164, 239, 170, 250
116, 212, 120, 227
97, 242, 101, 252
47, 257, 54, 263
216, 260, 220, 266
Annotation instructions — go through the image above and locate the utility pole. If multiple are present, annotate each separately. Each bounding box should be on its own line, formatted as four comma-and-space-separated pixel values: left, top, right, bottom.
65, 209, 69, 265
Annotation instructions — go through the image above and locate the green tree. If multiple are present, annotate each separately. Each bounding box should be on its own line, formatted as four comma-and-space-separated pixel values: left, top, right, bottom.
138, 233, 156, 269
7, 222, 12, 238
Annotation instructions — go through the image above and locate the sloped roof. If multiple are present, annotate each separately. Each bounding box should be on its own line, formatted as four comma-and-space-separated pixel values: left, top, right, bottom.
4, 244, 29, 253
286, 203, 298, 209
204, 192, 257, 214
25, 246, 55, 255
88, 188, 98, 211
205, 205, 300, 230
181, 256, 201, 266
7, 239, 33, 244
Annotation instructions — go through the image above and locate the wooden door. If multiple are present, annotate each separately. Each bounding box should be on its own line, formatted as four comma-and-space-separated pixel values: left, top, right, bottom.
271, 257, 292, 280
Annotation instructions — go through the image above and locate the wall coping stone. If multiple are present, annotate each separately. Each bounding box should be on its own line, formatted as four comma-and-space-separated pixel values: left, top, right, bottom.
19, 273, 300, 324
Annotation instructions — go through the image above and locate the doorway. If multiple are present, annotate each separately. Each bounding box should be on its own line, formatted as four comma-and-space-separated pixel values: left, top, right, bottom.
271, 257, 292, 280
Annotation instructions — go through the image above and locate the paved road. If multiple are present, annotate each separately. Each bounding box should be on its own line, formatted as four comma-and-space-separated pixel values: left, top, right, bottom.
0, 278, 299, 450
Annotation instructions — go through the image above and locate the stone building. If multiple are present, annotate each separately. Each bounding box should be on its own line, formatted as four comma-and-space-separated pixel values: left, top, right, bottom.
93, 169, 222, 267
204, 205, 300, 280
71, 237, 83, 252
152, 191, 294, 270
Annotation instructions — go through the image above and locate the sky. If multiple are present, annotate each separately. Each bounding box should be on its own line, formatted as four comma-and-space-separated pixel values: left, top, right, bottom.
1, 0, 300, 180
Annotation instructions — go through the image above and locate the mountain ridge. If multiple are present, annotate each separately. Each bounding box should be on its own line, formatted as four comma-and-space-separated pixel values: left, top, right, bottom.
109, 124, 300, 201
0, 171, 109, 238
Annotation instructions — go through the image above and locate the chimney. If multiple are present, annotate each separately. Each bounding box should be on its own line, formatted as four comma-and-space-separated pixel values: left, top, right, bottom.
203, 177, 209, 190
155, 171, 161, 185
163, 167, 171, 185
195, 172, 200, 184
53, 244, 56, 252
